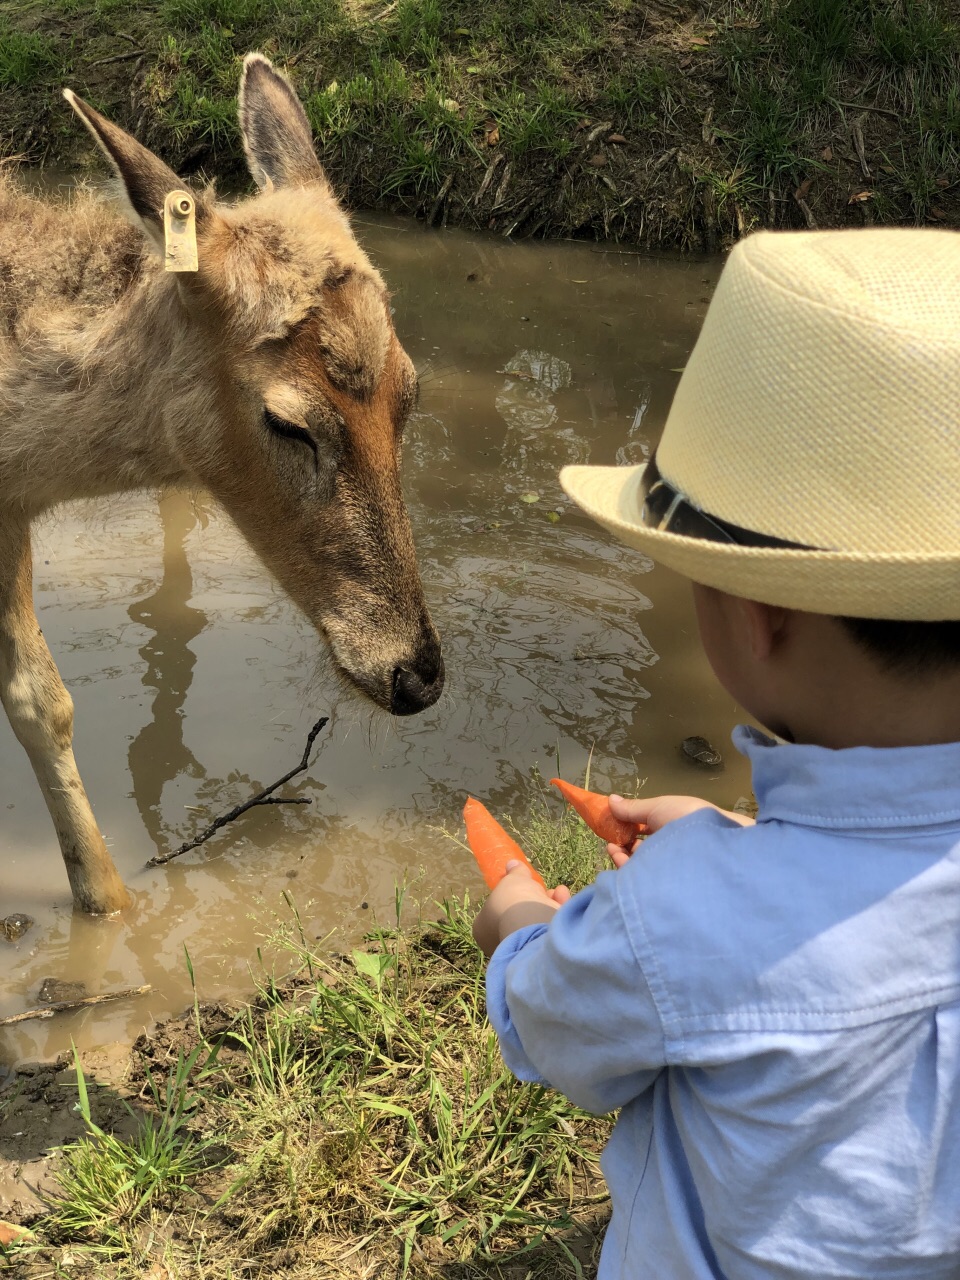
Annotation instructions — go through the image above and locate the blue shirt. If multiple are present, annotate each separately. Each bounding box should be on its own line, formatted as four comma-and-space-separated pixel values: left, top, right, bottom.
486, 727, 960, 1279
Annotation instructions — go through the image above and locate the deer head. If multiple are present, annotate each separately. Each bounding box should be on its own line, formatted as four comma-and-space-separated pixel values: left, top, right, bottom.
64, 54, 443, 716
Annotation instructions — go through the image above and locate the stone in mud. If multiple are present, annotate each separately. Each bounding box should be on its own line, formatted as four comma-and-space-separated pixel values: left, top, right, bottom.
680, 735, 723, 767
1, 914, 33, 942
38, 978, 87, 1004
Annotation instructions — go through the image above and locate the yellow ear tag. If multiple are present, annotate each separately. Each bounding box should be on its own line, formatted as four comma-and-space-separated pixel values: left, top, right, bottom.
163, 190, 198, 273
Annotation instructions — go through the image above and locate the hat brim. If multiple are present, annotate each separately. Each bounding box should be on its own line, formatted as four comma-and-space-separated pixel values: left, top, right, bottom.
560, 464, 960, 621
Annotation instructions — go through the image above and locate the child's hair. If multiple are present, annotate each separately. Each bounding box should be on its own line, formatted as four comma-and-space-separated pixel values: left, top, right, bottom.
838, 617, 960, 678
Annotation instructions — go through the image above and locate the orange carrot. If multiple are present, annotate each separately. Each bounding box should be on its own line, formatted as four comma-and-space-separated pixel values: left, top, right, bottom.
550, 778, 642, 846
463, 796, 547, 890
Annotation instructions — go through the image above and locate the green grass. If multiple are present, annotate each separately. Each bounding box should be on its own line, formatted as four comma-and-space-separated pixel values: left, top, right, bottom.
27, 795, 614, 1278
699, 0, 960, 233
0, 0, 957, 274
0, 26, 64, 87
48, 1043, 222, 1256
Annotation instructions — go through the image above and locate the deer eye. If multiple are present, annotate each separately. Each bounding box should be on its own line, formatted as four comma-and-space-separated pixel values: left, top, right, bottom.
263, 407, 318, 461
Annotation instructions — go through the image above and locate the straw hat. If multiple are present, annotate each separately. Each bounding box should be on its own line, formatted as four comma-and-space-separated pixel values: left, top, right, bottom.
560, 228, 960, 620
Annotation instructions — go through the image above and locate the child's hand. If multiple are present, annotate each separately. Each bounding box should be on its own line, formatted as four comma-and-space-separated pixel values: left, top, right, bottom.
473, 862, 570, 958
605, 794, 755, 867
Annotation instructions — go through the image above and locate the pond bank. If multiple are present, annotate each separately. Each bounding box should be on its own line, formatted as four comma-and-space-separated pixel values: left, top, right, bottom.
1, 802, 614, 1279
1, 0, 958, 249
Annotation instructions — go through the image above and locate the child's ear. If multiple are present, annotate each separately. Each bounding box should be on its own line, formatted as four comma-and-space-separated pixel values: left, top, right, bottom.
740, 599, 789, 661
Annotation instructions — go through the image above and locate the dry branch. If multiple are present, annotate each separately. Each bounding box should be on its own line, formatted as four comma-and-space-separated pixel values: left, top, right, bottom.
147, 716, 329, 867
90, 49, 145, 66
473, 153, 505, 206
0, 985, 151, 1026
428, 173, 454, 225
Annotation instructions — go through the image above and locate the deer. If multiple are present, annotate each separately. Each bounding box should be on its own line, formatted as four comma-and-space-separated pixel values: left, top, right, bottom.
0, 53, 444, 917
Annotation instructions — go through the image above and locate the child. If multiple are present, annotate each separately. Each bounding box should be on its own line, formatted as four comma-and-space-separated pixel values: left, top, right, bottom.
473, 228, 960, 1278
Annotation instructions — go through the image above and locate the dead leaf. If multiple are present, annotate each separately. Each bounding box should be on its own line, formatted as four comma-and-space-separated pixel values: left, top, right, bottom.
485, 124, 500, 146
928, 206, 946, 220
936, 176, 950, 188
794, 177, 812, 200
143, 1265, 173, 1280
820, 145, 833, 161
690, 34, 712, 46
847, 189, 873, 204
442, 98, 460, 114
587, 153, 608, 167
607, 133, 627, 145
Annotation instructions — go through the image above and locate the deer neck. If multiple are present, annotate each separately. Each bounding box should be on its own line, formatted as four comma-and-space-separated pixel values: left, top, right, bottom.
0, 268, 216, 519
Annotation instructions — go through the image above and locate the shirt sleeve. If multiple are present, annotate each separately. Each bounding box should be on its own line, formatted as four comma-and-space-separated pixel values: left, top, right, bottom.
485, 868, 666, 1114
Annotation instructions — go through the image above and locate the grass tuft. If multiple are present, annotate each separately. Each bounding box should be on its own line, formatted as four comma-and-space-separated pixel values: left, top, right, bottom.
47, 1043, 222, 1255
0, 27, 64, 88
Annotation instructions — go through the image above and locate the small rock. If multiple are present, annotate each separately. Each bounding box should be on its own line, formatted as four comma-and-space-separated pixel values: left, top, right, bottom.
680, 736, 723, 768
38, 979, 87, 1004
1, 914, 34, 942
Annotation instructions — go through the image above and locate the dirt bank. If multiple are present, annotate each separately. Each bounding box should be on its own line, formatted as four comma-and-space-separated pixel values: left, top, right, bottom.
1, 0, 958, 248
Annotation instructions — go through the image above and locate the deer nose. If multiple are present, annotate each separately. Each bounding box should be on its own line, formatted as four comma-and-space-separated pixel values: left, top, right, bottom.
390, 654, 445, 716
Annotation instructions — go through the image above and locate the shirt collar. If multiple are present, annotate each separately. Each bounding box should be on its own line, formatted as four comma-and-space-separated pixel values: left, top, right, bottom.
734, 724, 960, 831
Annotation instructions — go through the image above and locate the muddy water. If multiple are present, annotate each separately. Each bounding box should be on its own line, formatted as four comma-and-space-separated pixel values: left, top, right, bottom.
0, 217, 749, 1071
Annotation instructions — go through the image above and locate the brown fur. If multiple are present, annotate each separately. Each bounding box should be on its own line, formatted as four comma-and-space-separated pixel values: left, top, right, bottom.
0, 54, 442, 914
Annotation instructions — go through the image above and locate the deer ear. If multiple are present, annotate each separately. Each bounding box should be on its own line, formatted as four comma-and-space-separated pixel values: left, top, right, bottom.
64, 89, 205, 252
238, 53, 333, 194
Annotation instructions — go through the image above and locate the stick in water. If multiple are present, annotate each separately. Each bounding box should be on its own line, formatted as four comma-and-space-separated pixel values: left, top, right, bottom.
147, 716, 329, 867
0, 985, 152, 1026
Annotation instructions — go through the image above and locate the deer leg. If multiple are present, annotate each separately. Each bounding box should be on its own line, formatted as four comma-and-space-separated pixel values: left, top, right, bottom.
0, 525, 130, 913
